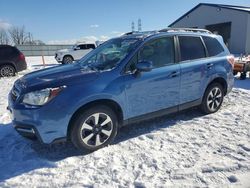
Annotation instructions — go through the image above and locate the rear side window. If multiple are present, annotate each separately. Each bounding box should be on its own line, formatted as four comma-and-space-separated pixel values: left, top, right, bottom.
0, 46, 18, 58
179, 36, 206, 61
203, 36, 224, 57
78, 44, 95, 50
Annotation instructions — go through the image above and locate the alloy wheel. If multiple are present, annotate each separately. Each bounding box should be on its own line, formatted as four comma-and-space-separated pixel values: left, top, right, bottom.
64, 56, 73, 64
206, 87, 222, 112
80, 113, 113, 147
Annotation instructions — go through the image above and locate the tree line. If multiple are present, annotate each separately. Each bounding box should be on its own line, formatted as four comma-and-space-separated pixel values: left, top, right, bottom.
0, 25, 44, 45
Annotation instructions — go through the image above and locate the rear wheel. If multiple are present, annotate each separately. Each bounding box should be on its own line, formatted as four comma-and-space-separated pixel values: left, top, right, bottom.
200, 83, 224, 114
70, 106, 118, 151
0, 65, 16, 77
62, 56, 74, 64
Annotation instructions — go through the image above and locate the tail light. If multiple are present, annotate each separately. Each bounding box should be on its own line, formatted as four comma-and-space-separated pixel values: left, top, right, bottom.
19, 53, 25, 61
227, 55, 235, 68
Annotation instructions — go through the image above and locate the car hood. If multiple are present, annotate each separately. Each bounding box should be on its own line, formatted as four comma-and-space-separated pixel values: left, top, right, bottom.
18, 64, 98, 92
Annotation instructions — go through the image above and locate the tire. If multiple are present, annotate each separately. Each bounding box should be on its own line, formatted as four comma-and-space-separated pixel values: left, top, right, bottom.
70, 105, 118, 151
0, 65, 16, 77
200, 83, 224, 114
62, 56, 74, 64
240, 72, 246, 80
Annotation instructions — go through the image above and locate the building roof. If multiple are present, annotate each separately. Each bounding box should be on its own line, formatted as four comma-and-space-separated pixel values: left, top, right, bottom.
169, 3, 250, 27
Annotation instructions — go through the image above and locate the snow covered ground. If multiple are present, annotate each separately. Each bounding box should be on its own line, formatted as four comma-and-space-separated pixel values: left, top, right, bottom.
0, 57, 250, 187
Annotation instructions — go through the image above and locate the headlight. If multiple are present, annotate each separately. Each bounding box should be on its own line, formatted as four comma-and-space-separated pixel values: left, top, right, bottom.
22, 86, 65, 106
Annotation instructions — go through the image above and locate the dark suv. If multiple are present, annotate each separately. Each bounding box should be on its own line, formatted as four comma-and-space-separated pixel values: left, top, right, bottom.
8, 28, 234, 151
0, 45, 27, 77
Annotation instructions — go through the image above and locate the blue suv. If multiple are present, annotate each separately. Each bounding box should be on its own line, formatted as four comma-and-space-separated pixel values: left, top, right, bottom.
8, 28, 234, 151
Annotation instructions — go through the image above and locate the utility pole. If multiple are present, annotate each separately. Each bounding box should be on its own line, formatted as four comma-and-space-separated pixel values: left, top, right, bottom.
138, 18, 142, 32
131, 21, 135, 32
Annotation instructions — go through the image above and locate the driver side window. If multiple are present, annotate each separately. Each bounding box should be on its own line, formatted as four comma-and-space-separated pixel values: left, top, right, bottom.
124, 37, 175, 73
139, 37, 175, 68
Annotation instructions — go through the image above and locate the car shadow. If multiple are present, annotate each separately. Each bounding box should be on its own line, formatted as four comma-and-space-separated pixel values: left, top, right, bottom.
0, 107, 204, 183
115, 108, 202, 144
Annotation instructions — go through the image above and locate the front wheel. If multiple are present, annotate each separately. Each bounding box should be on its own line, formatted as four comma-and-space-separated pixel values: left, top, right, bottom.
62, 56, 74, 64
70, 106, 118, 151
200, 83, 224, 114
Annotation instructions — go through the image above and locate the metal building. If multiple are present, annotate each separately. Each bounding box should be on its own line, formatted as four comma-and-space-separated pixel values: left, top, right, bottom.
169, 3, 250, 55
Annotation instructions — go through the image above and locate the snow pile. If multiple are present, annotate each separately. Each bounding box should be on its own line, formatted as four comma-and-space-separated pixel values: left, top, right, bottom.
0, 57, 249, 187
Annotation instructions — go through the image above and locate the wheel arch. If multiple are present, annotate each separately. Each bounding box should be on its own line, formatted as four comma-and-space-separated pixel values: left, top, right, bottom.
67, 99, 124, 140
0, 61, 17, 71
205, 77, 228, 96
63, 54, 74, 61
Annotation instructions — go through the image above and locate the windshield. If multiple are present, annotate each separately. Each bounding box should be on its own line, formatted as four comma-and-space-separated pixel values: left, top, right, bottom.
78, 38, 140, 71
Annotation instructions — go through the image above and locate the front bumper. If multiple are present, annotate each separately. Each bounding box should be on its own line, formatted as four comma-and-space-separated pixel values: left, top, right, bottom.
55, 53, 62, 63
7, 91, 69, 144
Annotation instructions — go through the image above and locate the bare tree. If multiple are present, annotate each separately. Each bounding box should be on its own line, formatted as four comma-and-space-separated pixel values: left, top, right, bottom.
33, 40, 45, 45
0, 29, 9, 44
8, 25, 28, 45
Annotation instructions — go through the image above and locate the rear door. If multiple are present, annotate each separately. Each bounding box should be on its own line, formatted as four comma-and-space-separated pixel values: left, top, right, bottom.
178, 35, 211, 104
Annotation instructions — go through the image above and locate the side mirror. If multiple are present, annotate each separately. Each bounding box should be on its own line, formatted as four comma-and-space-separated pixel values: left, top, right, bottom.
136, 60, 153, 72
74, 46, 80, 51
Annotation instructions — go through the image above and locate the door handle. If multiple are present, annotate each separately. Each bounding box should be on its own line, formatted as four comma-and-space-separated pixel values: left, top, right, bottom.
206, 63, 213, 69
169, 71, 179, 78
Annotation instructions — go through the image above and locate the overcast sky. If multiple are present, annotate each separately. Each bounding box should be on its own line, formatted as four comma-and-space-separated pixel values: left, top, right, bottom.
0, 0, 249, 44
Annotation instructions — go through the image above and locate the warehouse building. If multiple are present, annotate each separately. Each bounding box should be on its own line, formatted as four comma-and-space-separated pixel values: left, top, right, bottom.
169, 3, 250, 55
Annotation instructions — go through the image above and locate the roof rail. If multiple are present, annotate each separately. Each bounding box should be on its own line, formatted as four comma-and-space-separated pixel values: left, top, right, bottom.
123, 31, 134, 35
123, 30, 159, 36
159, 28, 212, 34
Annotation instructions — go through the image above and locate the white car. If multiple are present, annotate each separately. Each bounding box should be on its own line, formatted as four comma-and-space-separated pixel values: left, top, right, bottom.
55, 43, 97, 64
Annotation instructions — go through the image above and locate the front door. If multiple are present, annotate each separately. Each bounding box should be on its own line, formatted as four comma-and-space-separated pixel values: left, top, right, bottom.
75, 44, 92, 60
123, 36, 181, 119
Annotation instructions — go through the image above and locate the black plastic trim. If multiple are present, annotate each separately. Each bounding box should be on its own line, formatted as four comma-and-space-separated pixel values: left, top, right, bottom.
123, 99, 202, 126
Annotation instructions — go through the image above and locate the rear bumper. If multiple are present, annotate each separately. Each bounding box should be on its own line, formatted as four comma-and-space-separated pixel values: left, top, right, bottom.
15, 60, 27, 72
